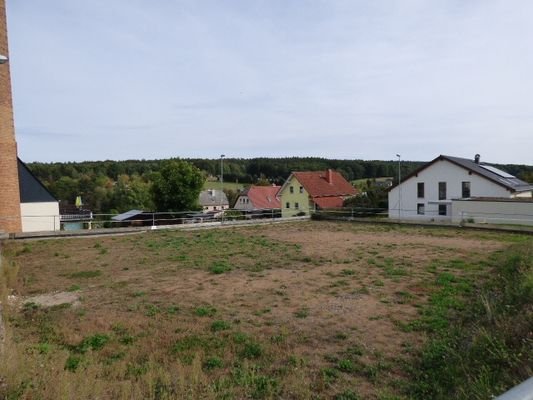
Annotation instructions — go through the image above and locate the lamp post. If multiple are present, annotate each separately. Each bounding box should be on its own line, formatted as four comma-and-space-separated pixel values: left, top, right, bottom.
220, 154, 225, 210
396, 154, 401, 220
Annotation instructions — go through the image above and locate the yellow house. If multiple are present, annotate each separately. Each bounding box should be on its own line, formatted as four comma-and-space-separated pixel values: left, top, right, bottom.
279, 170, 357, 217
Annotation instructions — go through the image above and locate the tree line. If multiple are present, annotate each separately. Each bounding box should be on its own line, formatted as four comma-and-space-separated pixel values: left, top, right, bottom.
26, 157, 532, 213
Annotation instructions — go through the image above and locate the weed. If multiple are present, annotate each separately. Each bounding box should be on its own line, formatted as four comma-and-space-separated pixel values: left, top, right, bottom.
195, 305, 217, 317
35, 342, 51, 354
68, 270, 101, 279
166, 305, 180, 314
334, 332, 348, 340
335, 389, 361, 400
76, 333, 110, 353
341, 269, 356, 276
203, 356, 223, 370
240, 341, 263, 359
322, 367, 338, 383
17, 244, 32, 255
337, 359, 357, 373
211, 320, 231, 332
64, 355, 83, 372
294, 308, 309, 318
67, 284, 81, 292
209, 260, 232, 274
233, 332, 249, 344
145, 304, 161, 317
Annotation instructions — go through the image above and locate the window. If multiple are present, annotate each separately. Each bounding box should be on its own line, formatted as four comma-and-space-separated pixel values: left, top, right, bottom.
295, 202, 299, 209
462, 181, 471, 198
417, 203, 425, 215
285, 202, 290, 209
438, 204, 447, 216
438, 182, 446, 200
417, 182, 424, 198
299, 186, 304, 193
289, 186, 294, 194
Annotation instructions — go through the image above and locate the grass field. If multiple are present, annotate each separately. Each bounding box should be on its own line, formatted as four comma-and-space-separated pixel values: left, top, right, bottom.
0, 221, 531, 399
203, 181, 245, 191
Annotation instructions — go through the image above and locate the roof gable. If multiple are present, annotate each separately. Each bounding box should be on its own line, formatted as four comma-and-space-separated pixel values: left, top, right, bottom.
288, 170, 357, 198
199, 189, 229, 206
18, 158, 57, 203
246, 185, 281, 209
391, 155, 533, 193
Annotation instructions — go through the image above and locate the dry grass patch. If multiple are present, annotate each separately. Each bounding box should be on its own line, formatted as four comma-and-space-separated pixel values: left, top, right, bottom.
0, 221, 523, 399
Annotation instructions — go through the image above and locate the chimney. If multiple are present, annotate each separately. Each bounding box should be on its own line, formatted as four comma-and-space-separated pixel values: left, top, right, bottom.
326, 169, 333, 184
0, 0, 22, 233
474, 154, 480, 164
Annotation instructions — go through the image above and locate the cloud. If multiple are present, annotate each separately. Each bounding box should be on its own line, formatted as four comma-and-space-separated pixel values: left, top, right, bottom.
7, 0, 533, 164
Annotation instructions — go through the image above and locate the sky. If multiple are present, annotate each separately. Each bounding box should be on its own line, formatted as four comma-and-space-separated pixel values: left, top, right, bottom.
6, 0, 533, 164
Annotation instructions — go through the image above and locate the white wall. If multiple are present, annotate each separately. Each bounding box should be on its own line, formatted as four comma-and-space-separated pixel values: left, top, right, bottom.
452, 199, 533, 226
20, 202, 60, 232
388, 159, 511, 221
514, 191, 532, 198
234, 195, 253, 211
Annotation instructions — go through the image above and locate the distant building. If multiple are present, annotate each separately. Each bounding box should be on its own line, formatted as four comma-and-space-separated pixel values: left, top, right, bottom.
18, 159, 60, 232
234, 185, 281, 211
199, 189, 229, 213
388, 154, 533, 223
279, 170, 357, 217
59, 201, 93, 231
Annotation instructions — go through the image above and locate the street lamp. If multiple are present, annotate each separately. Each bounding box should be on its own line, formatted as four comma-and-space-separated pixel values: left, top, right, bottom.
396, 154, 401, 220
0, 54, 7, 64
220, 154, 225, 209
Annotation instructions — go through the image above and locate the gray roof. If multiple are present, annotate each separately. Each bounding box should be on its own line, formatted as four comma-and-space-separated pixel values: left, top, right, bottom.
391, 155, 532, 193
18, 158, 57, 203
199, 189, 229, 206
112, 209, 145, 221
442, 155, 532, 193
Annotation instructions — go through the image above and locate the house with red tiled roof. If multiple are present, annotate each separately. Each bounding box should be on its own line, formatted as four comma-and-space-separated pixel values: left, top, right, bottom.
279, 169, 357, 217
234, 185, 281, 211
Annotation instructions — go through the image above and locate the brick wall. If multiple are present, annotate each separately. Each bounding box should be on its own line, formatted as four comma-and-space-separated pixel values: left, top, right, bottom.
0, 0, 22, 233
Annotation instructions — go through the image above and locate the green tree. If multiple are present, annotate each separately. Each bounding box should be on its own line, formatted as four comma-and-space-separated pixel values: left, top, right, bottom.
151, 159, 204, 212
111, 174, 154, 212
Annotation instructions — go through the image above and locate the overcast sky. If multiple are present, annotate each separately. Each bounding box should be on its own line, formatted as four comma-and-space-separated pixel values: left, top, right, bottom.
6, 0, 533, 164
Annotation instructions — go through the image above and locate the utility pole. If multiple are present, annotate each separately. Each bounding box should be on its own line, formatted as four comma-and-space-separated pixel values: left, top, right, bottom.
220, 154, 225, 210
396, 154, 402, 220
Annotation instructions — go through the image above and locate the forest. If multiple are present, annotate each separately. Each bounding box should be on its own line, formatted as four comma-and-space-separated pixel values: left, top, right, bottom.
26, 157, 533, 214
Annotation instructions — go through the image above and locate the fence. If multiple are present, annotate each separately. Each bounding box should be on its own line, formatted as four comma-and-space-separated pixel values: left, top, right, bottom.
312, 207, 388, 220
11, 208, 286, 233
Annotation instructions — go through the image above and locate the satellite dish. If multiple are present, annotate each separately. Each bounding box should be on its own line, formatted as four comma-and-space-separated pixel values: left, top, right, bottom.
0, 54, 8, 64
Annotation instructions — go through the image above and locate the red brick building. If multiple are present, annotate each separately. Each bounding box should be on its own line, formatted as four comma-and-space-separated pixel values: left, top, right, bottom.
0, 0, 22, 233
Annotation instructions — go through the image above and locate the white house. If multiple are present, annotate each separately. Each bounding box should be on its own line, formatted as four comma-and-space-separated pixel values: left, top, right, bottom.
388, 154, 533, 223
198, 189, 229, 213
18, 159, 60, 232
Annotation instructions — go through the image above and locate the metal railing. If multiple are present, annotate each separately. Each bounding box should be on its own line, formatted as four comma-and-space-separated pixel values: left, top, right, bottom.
16, 208, 286, 233
495, 377, 533, 400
